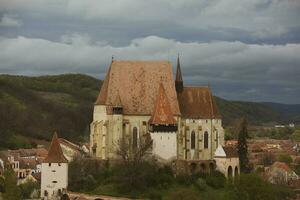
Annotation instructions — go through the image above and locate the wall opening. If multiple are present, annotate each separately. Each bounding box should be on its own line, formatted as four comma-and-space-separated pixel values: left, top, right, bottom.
204, 131, 208, 149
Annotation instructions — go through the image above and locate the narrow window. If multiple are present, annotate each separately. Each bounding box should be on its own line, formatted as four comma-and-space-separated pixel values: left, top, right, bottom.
204, 131, 209, 149
216, 130, 219, 147
191, 131, 196, 149
133, 127, 138, 149
48, 163, 51, 167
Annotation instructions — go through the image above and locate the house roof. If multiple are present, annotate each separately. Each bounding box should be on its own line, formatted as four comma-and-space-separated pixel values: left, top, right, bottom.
223, 146, 239, 158
43, 133, 68, 163
95, 60, 180, 116
59, 138, 81, 152
177, 86, 221, 119
271, 161, 291, 172
149, 83, 176, 125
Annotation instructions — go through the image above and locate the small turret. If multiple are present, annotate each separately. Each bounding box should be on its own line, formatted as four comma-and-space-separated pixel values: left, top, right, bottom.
175, 54, 183, 93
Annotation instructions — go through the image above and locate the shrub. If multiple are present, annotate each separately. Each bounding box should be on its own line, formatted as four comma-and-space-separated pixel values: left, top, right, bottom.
194, 178, 207, 191
19, 180, 39, 199
205, 171, 226, 189
164, 188, 200, 200
277, 154, 293, 165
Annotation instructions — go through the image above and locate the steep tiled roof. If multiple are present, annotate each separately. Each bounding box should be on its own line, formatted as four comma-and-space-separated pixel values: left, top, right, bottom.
223, 146, 239, 158
43, 133, 68, 163
95, 61, 180, 116
271, 161, 291, 172
177, 86, 221, 119
149, 83, 176, 125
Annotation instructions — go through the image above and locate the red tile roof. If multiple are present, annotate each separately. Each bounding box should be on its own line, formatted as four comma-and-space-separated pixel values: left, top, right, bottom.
149, 83, 176, 125
223, 146, 239, 158
177, 86, 221, 119
43, 133, 68, 163
95, 61, 180, 116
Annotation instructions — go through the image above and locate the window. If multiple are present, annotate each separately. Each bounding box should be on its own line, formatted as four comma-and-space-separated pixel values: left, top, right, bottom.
216, 130, 219, 147
58, 163, 61, 166
52, 181, 57, 183
191, 131, 196, 149
48, 163, 51, 167
133, 127, 138, 149
204, 131, 209, 149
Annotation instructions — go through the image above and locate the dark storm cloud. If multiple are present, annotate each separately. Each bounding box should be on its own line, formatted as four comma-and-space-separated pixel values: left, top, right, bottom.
0, 0, 299, 103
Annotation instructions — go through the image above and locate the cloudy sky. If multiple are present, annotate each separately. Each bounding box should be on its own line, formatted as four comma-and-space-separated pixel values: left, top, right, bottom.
0, 0, 299, 104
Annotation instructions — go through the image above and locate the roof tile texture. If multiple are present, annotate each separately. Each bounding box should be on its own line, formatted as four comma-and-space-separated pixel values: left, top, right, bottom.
177, 86, 221, 119
149, 83, 176, 125
43, 133, 68, 163
95, 61, 180, 116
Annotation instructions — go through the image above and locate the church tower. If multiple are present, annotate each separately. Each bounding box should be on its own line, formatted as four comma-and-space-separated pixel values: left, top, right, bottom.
149, 83, 178, 161
175, 55, 184, 93
41, 133, 68, 200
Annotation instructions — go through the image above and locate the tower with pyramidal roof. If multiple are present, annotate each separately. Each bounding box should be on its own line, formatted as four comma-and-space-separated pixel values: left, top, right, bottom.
41, 132, 68, 200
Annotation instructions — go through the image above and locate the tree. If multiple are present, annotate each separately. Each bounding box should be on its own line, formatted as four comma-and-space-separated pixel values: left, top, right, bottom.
277, 154, 293, 165
3, 168, 21, 200
236, 117, 250, 173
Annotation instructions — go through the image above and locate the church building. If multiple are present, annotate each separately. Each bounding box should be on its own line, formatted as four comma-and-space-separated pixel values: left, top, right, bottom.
90, 56, 225, 172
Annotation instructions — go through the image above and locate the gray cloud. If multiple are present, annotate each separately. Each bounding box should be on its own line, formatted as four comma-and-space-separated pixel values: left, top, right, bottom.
0, 0, 299, 104
0, 14, 22, 27
0, 34, 299, 103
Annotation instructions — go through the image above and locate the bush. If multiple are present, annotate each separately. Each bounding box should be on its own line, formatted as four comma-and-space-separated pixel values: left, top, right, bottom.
277, 154, 293, 165
234, 173, 294, 200
205, 171, 226, 189
194, 178, 207, 191
19, 180, 39, 199
164, 188, 200, 200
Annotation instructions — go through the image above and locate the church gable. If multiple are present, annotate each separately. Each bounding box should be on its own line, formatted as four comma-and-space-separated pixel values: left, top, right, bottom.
149, 83, 176, 125
95, 61, 180, 116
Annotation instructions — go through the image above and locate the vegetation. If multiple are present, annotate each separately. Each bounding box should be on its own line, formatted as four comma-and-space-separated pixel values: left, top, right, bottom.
237, 118, 251, 173
0, 74, 101, 149
0, 74, 299, 149
277, 154, 293, 165
2, 168, 21, 200
68, 156, 294, 200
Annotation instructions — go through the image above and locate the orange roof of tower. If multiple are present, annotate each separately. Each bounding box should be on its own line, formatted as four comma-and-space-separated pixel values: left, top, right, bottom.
149, 83, 176, 125
43, 132, 68, 163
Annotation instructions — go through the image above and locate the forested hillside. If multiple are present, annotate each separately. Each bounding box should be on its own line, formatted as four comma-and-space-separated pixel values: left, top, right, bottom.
0, 74, 298, 149
0, 74, 101, 149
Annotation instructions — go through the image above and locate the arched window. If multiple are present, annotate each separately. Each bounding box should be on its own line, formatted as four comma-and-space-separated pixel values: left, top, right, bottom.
216, 130, 219, 147
204, 131, 209, 149
228, 166, 233, 178
191, 131, 196, 149
133, 127, 138, 149
234, 166, 239, 176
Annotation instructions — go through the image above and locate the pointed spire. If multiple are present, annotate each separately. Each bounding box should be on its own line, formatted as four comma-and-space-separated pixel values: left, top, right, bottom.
43, 132, 68, 163
175, 54, 183, 93
149, 83, 176, 125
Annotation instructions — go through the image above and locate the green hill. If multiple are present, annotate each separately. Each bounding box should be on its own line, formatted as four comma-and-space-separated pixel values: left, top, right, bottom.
0, 74, 298, 149
0, 74, 101, 149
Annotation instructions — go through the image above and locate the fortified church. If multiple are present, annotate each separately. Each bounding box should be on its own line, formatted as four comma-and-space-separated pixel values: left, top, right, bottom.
90, 56, 239, 174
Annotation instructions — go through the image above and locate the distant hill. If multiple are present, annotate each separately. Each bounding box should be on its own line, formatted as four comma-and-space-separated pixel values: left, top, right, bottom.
0, 74, 298, 149
0, 74, 101, 149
